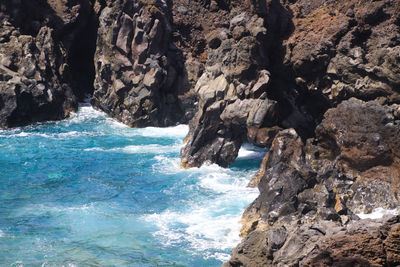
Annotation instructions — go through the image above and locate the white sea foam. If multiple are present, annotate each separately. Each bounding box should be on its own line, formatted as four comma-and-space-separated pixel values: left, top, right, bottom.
70, 105, 189, 139
0, 229, 4, 237
117, 144, 181, 154
67, 105, 107, 124
83, 147, 105, 152
134, 125, 189, 138
0, 104, 189, 141
237, 143, 268, 160
67, 103, 131, 132
153, 156, 238, 176
153, 154, 262, 181
0, 131, 49, 138
146, 156, 259, 261
0, 130, 102, 139
85, 143, 181, 154
198, 172, 252, 194
357, 207, 399, 220
145, 194, 257, 261
146, 209, 243, 261
0, 106, 108, 138
153, 156, 182, 174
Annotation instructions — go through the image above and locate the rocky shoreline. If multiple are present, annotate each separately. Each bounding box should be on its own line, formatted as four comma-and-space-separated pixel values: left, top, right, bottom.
1, 0, 400, 266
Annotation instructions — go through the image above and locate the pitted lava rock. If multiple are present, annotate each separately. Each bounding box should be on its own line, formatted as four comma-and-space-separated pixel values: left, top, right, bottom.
225, 98, 400, 266
0, 0, 98, 128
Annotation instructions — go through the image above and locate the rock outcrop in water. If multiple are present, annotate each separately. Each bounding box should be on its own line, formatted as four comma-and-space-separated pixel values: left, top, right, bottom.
181, 0, 400, 168
179, 0, 330, 168
0, 0, 98, 128
181, 8, 279, 167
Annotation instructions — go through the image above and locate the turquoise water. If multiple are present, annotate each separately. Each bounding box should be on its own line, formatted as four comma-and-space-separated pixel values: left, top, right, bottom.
0, 103, 263, 266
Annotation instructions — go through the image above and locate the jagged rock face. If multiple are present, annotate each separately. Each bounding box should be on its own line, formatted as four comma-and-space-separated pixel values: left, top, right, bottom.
0, 27, 76, 128
226, 216, 400, 267
224, 1, 400, 264
91, 0, 196, 127
0, 0, 95, 128
225, 98, 400, 266
314, 99, 400, 214
285, 0, 400, 104
180, 0, 338, 168
301, 218, 400, 266
180, 6, 286, 168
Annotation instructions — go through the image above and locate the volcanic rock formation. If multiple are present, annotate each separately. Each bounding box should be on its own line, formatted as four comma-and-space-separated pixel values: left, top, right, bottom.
0, 0, 399, 265
221, 0, 400, 265
180, 10, 279, 167
180, 0, 332, 168
0, 0, 98, 128
225, 98, 400, 266
91, 0, 199, 127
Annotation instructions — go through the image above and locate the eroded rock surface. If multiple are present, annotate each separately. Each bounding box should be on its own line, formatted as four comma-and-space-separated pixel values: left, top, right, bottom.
227, 216, 400, 267
181, 1, 293, 168
225, 98, 400, 266
181, 0, 400, 168
0, 0, 97, 128
91, 0, 198, 127
285, 0, 400, 104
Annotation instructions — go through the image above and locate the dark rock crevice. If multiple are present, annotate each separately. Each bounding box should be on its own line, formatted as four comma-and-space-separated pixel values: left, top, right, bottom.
0, 0, 103, 128
262, 0, 332, 139
63, 1, 100, 100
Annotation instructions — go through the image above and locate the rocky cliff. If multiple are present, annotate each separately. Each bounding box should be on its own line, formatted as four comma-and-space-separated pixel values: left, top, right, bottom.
0, 0, 399, 265
181, 0, 400, 168
180, 0, 331, 168
91, 0, 199, 127
0, 0, 98, 128
225, 98, 400, 266
221, 0, 400, 266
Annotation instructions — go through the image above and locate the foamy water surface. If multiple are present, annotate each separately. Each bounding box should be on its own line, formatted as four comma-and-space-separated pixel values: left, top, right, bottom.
0, 104, 262, 266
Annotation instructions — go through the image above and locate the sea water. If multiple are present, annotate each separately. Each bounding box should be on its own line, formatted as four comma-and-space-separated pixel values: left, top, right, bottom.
0, 103, 263, 266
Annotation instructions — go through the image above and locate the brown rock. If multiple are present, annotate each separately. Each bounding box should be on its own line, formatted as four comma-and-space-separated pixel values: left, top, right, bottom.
227, 98, 400, 266
385, 224, 400, 265
247, 126, 281, 148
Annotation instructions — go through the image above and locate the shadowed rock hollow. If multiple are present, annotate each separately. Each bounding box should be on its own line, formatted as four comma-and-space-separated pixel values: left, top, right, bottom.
0, 0, 100, 128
